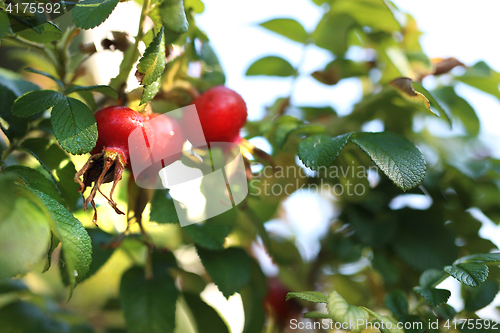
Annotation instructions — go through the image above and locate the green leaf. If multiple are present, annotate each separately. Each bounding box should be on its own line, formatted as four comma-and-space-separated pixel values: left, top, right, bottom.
17, 22, 62, 44
286, 291, 328, 303
65, 84, 118, 100
0, 85, 28, 140
81, 228, 116, 282
389, 78, 435, 116
303, 311, 335, 319
312, 58, 367, 85
183, 293, 230, 333
3, 165, 64, 205
464, 280, 499, 312
11, 89, 63, 118
413, 286, 451, 307
20, 138, 80, 210
0, 68, 41, 97
240, 260, 267, 333
25, 67, 64, 88
444, 263, 489, 287
246, 56, 295, 77
362, 307, 403, 333
350, 132, 426, 191
51, 96, 98, 155
72, 0, 120, 29
0, 176, 52, 280
456, 61, 500, 101
184, 0, 204, 13
0, 301, 76, 333
0, 10, 12, 39
433, 86, 479, 136
33, 191, 92, 295
272, 116, 325, 148
418, 269, 449, 288
299, 105, 337, 121
197, 247, 251, 299
434, 304, 456, 320
0, 280, 29, 294
312, 13, 356, 55
327, 291, 369, 332
140, 77, 161, 105
298, 132, 353, 171
393, 210, 458, 271
120, 266, 178, 333
454, 252, 500, 265
273, 116, 301, 147
384, 290, 408, 319
330, 0, 400, 33
259, 18, 308, 44
158, 0, 189, 34
183, 210, 234, 250
413, 81, 452, 127
149, 189, 179, 224
137, 27, 166, 86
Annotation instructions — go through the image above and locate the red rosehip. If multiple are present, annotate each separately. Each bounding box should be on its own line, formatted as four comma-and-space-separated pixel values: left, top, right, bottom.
130, 112, 185, 188
75, 106, 185, 224
75, 106, 148, 223
91, 106, 147, 161
264, 278, 302, 328
184, 85, 248, 143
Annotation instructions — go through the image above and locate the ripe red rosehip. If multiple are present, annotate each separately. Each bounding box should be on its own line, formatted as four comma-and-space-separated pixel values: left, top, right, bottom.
184, 85, 248, 143
91, 106, 147, 162
75, 106, 185, 224
146, 112, 185, 167
75, 106, 148, 223
264, 278, 302, 328
131, 112, 185, 188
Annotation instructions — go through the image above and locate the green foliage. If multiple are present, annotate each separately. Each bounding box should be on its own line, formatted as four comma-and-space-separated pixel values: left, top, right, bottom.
183, 293, 230, 333
1, 0, 500, 331
158, 0, 189, 34
65, 85, 119, 100
259, 18, 308, 44
17, 22, 62, 44
298, 132, 353, 170
246, 56, 295, 77
149, 189, 180, 223
34, 191, 92, 296
138, 27, 166, 86
0, 176, 52, 280
286, 291, 328, 303
445, 263, 489, 287
20, 138, 80, 209
83, 228, 116, 282
12, 90, 98, 155
120, 266, 178, 333
351, 132, 426, 191
50, 96, 98, 155
197, 247, 251, 299
72, 0, 120, 29
464, 280, 500, 312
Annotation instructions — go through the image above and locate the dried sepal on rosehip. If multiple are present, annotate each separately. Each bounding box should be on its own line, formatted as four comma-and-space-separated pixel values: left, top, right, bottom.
75, 106, 148, 225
